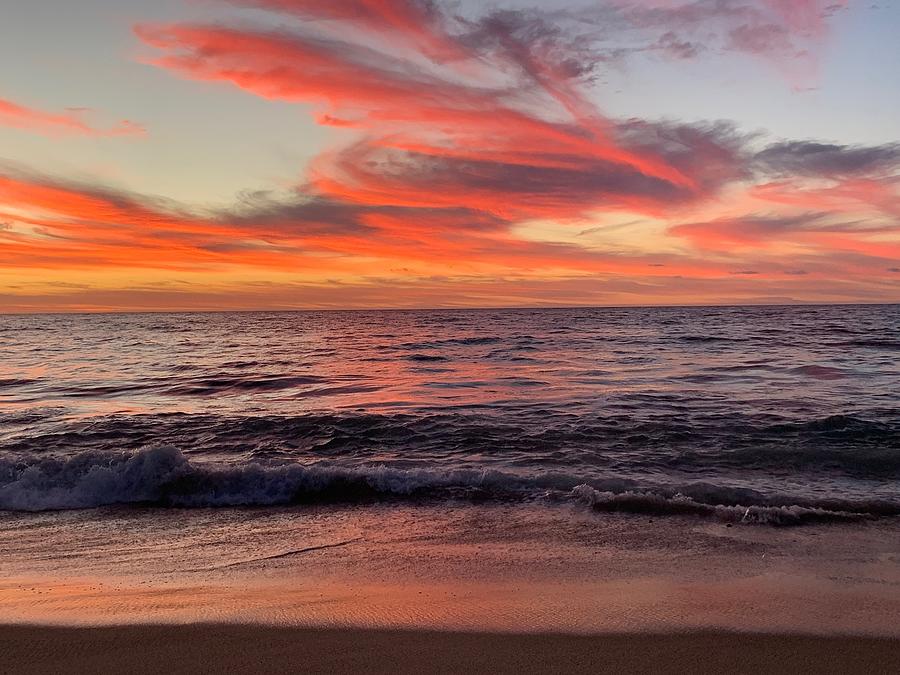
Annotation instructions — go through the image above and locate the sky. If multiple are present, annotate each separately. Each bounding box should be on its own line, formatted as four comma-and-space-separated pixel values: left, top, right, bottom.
0, 0, 898, 312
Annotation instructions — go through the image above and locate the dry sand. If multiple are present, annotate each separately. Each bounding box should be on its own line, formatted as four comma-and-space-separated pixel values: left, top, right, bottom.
1, 624, 898, 675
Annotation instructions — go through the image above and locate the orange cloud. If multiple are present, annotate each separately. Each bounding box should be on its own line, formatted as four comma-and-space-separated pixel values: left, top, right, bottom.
751, 178, 900, 218
4, 0, 896, 310
669, 211, 900, 263
0, 165, 760, 282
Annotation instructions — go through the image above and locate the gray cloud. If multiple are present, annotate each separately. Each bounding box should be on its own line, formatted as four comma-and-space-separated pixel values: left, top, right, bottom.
755, 141, 900, 178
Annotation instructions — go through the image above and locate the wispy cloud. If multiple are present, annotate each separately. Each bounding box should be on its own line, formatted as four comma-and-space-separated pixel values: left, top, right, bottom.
0, 97, 145, 138
3, 0, 895, 309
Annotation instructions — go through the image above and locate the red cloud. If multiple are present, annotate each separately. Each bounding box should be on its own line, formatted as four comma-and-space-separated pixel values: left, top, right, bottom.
761, 0, 845, 37
135, 0, 849, 235
5, 0, 895, 309
617, 0, 846, 87
751, 177, 900, 219
670, 211, 900, 267
227, 0, 466, 60
0, 97, 145, 138
134, 18, 738, 224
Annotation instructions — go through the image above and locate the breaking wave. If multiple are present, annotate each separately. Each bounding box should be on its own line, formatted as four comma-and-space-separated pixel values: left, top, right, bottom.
570, 486, 876, 526
1, 446, 896, 525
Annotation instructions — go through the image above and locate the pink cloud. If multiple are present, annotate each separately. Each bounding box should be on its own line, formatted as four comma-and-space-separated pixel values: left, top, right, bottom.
0, 96, 145, 138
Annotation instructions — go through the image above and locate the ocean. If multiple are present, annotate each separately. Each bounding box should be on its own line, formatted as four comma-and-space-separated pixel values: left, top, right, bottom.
1, 304, 898, 521
1, 305, 899, 630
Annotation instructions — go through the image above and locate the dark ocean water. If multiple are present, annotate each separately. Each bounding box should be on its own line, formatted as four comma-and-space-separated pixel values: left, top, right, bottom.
1, 305, 898, 524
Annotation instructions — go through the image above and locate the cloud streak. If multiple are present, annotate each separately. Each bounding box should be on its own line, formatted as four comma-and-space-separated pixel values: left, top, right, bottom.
2, 0, 896, 310
0, 96, 145, 138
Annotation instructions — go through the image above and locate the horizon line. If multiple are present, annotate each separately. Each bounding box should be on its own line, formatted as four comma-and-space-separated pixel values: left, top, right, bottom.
1, 300, 898, 317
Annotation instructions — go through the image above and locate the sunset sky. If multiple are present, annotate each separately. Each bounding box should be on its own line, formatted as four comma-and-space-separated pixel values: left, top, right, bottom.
1, 0, 898, 311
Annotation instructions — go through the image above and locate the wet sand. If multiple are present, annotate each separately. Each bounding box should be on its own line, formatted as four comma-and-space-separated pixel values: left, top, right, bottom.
2, 624, 899, 675
2, 506, 898, 673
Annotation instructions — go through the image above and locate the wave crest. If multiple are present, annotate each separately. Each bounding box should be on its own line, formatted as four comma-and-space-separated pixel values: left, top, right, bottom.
570, 485, 869, 526
0, 446, 527, 511
1, 447, 896, 524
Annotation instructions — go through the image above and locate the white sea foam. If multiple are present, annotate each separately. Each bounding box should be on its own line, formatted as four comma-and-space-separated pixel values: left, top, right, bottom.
569, 485, 869, 526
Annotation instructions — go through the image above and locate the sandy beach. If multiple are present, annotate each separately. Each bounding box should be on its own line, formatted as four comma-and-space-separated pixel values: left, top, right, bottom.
1, 506, 899, 673
2, 624, 898, 675
3, 0, 898, 667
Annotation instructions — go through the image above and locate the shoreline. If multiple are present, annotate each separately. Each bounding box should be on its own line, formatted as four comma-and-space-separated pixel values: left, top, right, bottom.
3, 505, 899, 637
2, 624, 898, 674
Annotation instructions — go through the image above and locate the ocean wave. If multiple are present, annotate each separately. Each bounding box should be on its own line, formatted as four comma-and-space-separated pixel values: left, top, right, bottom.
166, 374, 328, 395
676, 335, 747, 343
790, 365, 847, 380
767, 414, 897, 439
1, 446, 896, 524
0, 378, 39, 388
833, 339, 900, 351
570, 485, 871, 526
2, 411, 897, 479
398, 336, 503, 350
0, 446, 533, 511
